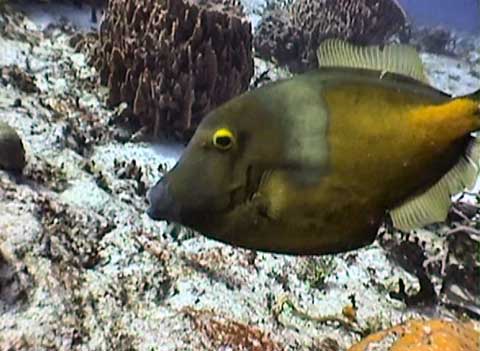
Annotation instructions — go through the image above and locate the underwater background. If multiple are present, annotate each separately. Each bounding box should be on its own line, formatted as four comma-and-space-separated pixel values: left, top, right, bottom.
400, 0, 480, 33
0, 0, 479, 350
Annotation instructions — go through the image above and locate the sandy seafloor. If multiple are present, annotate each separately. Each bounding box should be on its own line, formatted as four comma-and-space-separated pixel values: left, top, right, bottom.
0, 2, 479, 351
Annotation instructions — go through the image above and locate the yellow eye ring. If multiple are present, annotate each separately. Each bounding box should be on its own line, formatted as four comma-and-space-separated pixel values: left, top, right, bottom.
212, 128, 235, 150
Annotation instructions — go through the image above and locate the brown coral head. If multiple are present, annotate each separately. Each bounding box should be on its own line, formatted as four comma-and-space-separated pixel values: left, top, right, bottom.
94, 0, 253, 140
255, 0, 408, 72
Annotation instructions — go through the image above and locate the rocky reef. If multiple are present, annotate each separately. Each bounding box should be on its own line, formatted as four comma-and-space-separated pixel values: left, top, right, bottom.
92, 0, 254, 140
0, 2, 479, 351
254, 0, 408, 72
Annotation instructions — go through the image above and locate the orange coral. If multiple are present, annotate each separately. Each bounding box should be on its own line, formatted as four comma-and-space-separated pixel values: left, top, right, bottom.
348, 319, 480, 351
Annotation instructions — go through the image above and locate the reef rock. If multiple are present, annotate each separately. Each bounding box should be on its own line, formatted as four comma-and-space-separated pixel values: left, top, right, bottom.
254, 0, 408, 72
93, 0, 254, 140
409, 25, 456, 56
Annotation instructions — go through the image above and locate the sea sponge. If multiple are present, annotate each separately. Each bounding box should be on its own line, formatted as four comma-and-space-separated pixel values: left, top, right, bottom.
254, 0, 408, 72
348, 319, 480, 351
94, 0, 253, 139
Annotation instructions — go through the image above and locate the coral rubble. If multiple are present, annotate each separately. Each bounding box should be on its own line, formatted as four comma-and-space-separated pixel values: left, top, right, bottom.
94, 0, 254, 139
254, 0, 408, 72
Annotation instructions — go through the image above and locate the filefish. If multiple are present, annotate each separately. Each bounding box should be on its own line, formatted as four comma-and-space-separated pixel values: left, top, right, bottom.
147, 39, 480, 255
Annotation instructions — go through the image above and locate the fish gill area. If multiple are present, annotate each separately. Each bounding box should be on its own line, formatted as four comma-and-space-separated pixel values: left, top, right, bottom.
0, 1, 479, 350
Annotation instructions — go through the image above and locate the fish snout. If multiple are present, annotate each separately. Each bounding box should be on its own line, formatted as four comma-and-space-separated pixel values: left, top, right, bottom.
147, 179, 180, 222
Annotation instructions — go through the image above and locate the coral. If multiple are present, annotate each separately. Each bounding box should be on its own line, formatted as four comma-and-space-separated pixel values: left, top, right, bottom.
253, 3, 304, 72
296, 255, 336, 289
409, 26, 456, 56
312, 338, 340, 351
0, 335, 33, 351
112, 158, 147, 196
380, 200, 480, 318
383, 234, 437, 306
254, 0, 408, 72
93, 0, 253, 139
41, 96, 115, 156
182, 307, 283, 351
82, 157, 149, 210
37, 95, 117, 156
62, 111, 112, 157
1, 65, 39, 94
0, 121, 26, 173
0, 249, 33, 313
35, 195, 115, 269
347, 319, 480, 351
24, 156, 69, 192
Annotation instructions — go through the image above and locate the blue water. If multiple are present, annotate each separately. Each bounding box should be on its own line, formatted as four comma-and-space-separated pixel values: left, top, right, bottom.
399, 0, 480, 33
13, 0, 480, 34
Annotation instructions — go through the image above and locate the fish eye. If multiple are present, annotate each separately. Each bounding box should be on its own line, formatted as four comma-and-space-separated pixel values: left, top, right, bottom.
212, 128, 235, 150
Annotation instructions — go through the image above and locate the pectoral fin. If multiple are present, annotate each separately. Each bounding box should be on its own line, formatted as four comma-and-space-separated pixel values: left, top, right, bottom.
249, 170, 283, 221
390, 138, 480, 230
252, 167, 328, 223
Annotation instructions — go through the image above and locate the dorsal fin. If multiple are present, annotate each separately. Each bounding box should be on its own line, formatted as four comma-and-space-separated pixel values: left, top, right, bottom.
316, 39, 429, 84
390, 138, 480, 231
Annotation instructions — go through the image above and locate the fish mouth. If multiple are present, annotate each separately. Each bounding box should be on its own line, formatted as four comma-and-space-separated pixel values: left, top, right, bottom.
146, 179, 181, 222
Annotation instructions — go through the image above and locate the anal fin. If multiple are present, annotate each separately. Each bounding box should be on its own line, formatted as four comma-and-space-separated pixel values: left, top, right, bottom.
390, 138, 480, 231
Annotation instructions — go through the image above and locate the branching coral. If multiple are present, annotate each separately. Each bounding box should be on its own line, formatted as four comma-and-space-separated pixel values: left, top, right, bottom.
94, 0, 253, 139
254, 0, 408, 72
347, 319, 480, 351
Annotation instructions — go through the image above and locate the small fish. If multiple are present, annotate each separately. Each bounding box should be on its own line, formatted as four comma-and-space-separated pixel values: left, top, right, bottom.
147, 39, 480, 255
